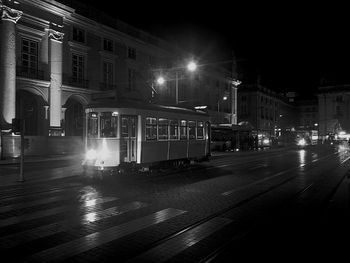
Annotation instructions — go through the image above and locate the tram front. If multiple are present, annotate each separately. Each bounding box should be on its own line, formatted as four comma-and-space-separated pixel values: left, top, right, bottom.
82, 109, 120, 171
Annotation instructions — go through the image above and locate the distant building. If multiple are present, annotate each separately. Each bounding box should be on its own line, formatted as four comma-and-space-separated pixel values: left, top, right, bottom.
295, 97, 318, 131
318, 84, 350, 139
237, 83, 298, 138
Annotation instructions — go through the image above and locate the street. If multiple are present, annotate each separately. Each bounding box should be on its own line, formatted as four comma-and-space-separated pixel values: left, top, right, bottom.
1, 144, 350, 262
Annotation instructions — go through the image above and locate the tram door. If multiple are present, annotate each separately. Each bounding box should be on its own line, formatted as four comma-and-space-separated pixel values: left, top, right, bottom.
121, 115, 137, 163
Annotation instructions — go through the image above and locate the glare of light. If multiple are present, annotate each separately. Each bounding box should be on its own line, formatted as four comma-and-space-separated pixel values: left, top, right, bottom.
84, 212, 97, 223
85, 199, 97, 206
223, 96, 228, 101
195, 106, 207, 109
187, 61, 197, 72
157, 76, 165, 85
232, 79, 242, 86
298, 138, 306, 146
299, 149, 306, 166
86, 149, 97, 160
263, 138, 269, 145
112, 111, 118, 116
338, 144, 347, 152
339, 131, 346, 135
100, 138, 109, 159
314, 123, 318, 126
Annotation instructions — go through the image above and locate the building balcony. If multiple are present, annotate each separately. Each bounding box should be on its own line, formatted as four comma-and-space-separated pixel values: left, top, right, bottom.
63, 74, 89, 89
16, 66, 46, 81
99, 82, 117, 91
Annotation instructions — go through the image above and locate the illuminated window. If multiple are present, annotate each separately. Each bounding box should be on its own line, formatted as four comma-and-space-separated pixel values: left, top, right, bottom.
87, 112, 98, 138
180, 120, 187, 140
102, 61, 113, 87
197, 121, 204, 139
100, 112, 117, 138
170, 119, 179, 140
158, 118, 169, 140
188, 121, 196, 140
21, 38, 38, 71
72, 54, 85, 82
146, 117, 157, 140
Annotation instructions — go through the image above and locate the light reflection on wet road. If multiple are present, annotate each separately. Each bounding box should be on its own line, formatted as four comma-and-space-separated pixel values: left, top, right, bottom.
1, 145, 349, 262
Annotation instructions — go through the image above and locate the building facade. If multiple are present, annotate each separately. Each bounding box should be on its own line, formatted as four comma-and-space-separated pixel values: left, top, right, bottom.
318, 85, 350, 139
296, 97, 318, 131
0, 0, 237, 157
237, 83, 298, 138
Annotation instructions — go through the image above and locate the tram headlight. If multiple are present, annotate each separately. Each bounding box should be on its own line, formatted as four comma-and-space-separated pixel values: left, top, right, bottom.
86, 149, 97, 160
263, 138, 270, 145
297, 138, 306, 146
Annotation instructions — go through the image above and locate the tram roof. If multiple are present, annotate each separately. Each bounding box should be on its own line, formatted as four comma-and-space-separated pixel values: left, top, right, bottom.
211, 123, 252, 131
86, 100, 209, 116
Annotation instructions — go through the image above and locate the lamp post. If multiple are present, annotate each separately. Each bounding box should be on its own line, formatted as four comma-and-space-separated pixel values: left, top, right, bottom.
217, 96, 228, 113
156, 61, 197, 105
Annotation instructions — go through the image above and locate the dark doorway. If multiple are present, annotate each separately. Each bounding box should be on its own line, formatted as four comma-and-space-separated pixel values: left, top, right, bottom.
65, 98, 83, 136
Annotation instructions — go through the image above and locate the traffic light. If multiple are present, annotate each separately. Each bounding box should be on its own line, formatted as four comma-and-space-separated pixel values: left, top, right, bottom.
12, 118, 22, 133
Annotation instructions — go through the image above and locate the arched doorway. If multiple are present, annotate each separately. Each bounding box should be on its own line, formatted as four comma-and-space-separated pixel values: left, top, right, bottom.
16, 90, 46, 135
64, 98, 84, 136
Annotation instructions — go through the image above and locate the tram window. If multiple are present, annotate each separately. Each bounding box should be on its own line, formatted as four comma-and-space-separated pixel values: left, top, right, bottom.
197, 121, 204, 139
146, 117, 157, 140
170, 119, 179, 140
87, 112, 98, 138
180, 120, 187, 140
121, 117, 128, 137
100, 112, 117, 138
158, 118, 169, 140
188, 121, 196, 140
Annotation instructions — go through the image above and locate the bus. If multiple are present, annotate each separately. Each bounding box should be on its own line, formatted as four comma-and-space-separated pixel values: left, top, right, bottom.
210, 124, 252, 151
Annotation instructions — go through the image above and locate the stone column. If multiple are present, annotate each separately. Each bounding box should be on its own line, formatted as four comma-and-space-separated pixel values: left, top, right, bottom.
0, 3, 22, 130
48, 28, 64, 136
230, 80, 240, 125
60, 107, 66, 136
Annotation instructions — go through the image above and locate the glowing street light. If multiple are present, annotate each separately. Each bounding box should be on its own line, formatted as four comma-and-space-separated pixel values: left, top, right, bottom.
155, 61, 197, 105
156, 76, 165, 85
187, 61, 197, 72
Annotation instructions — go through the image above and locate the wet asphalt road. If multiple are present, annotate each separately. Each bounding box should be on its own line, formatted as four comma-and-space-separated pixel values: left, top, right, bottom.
0, 144, 349, 262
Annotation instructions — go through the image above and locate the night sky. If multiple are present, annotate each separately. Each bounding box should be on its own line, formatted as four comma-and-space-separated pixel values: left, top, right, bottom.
78, 1, 349, 96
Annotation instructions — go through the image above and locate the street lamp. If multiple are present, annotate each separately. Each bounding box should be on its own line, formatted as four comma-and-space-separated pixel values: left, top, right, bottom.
217, 96, 228, 112
156, 61, 197, 105
156, 76, 165, 85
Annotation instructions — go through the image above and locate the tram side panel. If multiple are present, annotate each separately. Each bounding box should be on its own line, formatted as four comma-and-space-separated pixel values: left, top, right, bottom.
141, 141, 168, 163
169, 140, 188, 160
188, 140, 207, 159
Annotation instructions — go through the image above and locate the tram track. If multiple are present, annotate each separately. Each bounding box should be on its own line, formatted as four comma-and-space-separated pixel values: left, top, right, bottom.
126, 150, 346, 262
123, 150, 348, 262
201, 155, 350, 262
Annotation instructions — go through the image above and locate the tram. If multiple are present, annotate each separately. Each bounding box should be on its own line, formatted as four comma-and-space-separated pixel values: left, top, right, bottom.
82, 100, 211, 172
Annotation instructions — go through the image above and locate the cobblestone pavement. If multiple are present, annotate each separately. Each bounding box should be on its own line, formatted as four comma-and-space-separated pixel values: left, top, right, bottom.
0, 145, 349, 262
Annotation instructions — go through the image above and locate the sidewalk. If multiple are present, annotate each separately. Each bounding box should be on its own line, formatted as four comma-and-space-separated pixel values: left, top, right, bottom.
0, 146, 289, 165
0, 153, 84, 165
